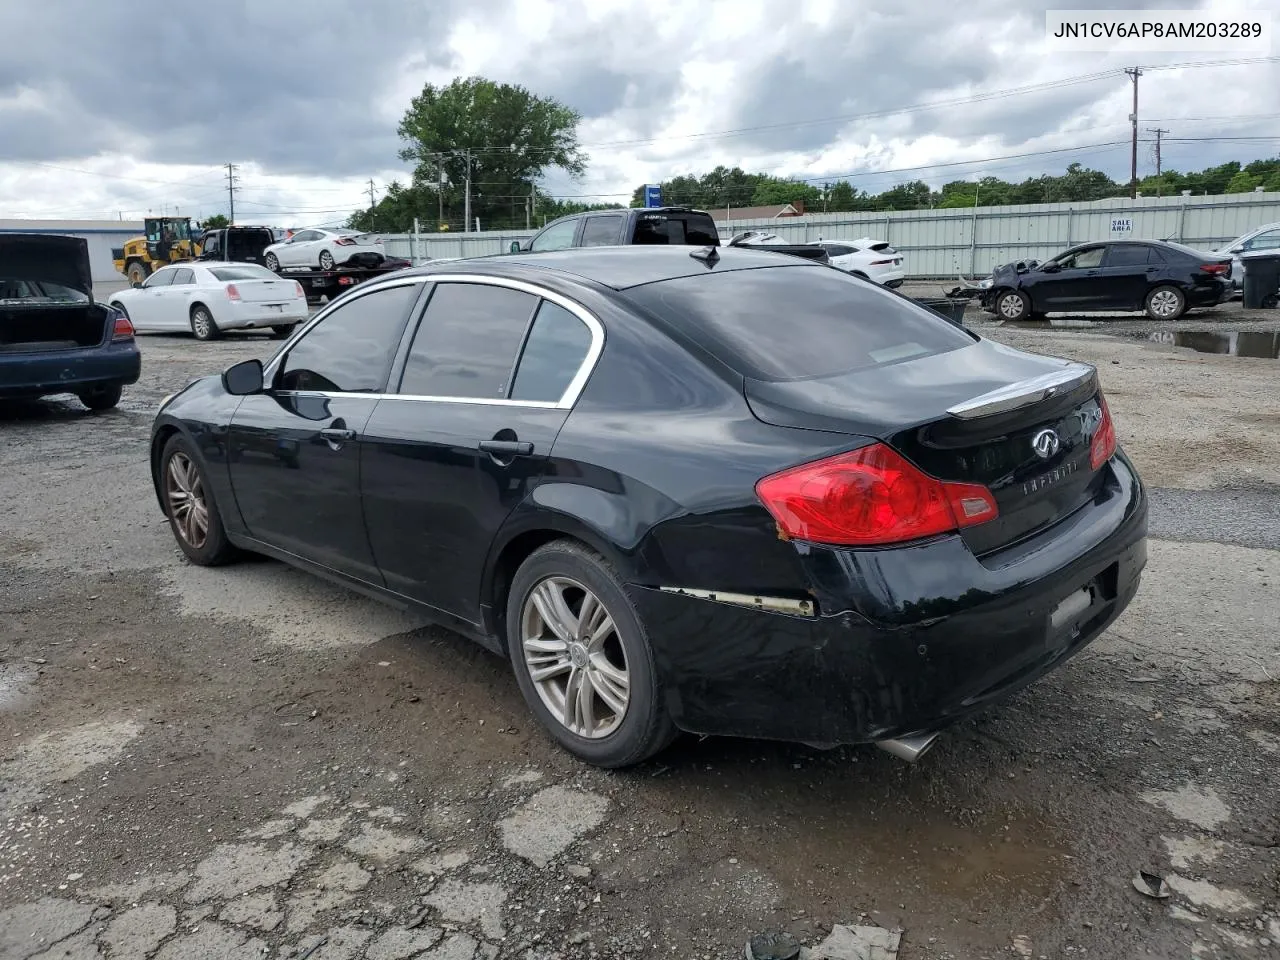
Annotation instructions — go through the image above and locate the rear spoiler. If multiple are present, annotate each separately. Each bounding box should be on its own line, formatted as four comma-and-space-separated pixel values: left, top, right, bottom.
946, 361, 1096, 420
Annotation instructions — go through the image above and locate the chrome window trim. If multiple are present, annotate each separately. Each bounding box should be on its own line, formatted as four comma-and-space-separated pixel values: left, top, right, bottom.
264, 272, 605, 412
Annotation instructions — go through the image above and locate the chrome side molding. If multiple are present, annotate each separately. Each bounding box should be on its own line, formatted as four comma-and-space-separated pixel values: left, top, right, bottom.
659, 586, 815, 617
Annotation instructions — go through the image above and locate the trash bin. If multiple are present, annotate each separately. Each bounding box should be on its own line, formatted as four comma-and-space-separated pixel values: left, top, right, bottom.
1241, 252, 1280, 309
913, 297, 968, 327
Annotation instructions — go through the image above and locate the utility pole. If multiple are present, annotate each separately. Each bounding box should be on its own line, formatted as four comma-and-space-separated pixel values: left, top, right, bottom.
528, 184, 536, 231
1147, 126, 1169, 177
463, 149, 472, 234
367, 179, 376, 209
225, 163, 238, 223
1125, 67, 1142, 199
437, 158, 445, 230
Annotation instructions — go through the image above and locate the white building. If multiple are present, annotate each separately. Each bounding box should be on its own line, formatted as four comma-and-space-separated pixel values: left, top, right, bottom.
0, 219, 144, 293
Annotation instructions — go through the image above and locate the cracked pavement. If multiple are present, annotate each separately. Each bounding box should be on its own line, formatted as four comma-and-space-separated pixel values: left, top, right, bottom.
1, 307, 1279, 959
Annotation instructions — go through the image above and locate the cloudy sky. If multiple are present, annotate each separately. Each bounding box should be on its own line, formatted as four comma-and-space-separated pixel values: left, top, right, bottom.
1, 0, 1277, 228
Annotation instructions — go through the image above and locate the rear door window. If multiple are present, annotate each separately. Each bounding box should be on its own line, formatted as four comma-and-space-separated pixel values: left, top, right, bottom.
510, 301, 594, 403
398, 282, 539, 399
1103, 245, 1153, 267
623, 265, 973, 382
580, 215, 624, 247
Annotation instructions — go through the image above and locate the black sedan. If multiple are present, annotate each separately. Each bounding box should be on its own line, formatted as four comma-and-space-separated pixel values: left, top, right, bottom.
983, 239, 1232, 322
150, 247, 1147, 768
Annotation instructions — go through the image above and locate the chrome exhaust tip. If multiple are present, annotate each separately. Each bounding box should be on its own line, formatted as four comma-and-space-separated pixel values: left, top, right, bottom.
875, 732, 941, 763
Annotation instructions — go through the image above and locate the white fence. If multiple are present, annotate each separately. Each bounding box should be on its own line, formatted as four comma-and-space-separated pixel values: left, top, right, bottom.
380, 191, 1280, 278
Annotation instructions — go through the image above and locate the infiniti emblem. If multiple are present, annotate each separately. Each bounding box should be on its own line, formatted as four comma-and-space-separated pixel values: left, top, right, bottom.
1032, 428, 1061, 459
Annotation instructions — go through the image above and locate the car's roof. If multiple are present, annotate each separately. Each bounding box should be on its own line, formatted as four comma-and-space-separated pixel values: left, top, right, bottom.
403, 245, 819, 291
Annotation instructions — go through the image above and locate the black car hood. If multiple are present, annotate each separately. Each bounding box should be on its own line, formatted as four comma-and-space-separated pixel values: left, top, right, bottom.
0, 234, 94, 300
991, 258, 1040, 283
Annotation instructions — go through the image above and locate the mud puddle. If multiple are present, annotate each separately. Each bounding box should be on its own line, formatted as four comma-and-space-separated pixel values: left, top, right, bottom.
1147, 329, 1280, 359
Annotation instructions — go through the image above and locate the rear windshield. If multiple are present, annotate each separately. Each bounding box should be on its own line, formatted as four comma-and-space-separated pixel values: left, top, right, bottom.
210, 265, 278, 281
623, 266, 974, 381
0, 278, 89, 304
632, 213, 720, 246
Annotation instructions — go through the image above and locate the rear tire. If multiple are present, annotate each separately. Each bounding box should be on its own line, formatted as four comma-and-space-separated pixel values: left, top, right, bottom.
506, 540, 676, 769
270, 324, 295, 339
264, 252, 280, 272
1145, 285, 1186, 321
79, 384, 122, 412
190, 304, 219, 341
318, 250, 335, 271
160, 434, 240, 566
995, 288, 1032, 321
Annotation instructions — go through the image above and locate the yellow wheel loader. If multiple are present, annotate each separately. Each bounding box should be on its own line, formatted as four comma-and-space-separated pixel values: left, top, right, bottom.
111, 217, 203, 286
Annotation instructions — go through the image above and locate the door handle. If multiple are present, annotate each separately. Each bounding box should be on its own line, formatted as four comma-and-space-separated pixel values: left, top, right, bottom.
1086, 269, 1100, 275
320, 427, 356, 442
478, 439, 533, 456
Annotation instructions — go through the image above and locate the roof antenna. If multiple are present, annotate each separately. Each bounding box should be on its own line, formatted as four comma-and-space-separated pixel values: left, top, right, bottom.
689, 245, 719, 266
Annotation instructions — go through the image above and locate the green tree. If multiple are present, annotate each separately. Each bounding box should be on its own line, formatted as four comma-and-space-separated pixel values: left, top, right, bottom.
395, 76, 586, 232
750, 177, 821, 207
1226, 170, 1264, 193
199, 214, 229, 229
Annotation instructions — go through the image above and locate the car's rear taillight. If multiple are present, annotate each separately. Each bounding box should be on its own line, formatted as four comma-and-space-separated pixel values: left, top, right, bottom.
1201, 263, 1231, 276
335, 237, 355, 246
111, 315, 134, 341
294, 281, 305, 297
870, 259, 895, 266
1090, 395, 1117, 470
226, 283, 241, 301
755, 443, 998, 547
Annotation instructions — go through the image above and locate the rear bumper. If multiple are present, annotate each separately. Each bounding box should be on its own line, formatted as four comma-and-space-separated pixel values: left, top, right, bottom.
220, 299, 309, 330
0, 341, 141, 398
1187, 281, 1231, 307
633, 451, 1147, 746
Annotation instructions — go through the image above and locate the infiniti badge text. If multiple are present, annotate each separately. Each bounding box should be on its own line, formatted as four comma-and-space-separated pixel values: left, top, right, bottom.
1023, 459, 1079, 495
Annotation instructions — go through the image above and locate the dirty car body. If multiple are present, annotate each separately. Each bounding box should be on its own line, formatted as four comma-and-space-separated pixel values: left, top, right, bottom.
150, 247, 1146, 766
981, 240, 1231, 320
0, 233, 140, 408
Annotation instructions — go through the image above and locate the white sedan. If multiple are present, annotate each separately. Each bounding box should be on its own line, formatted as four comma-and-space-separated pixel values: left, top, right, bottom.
263, 228, 385, 272
811, 238, 906, 287
109, 263, 309, 341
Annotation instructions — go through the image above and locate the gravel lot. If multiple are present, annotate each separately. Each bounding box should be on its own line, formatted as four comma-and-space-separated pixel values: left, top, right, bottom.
2, 296, 1279, 960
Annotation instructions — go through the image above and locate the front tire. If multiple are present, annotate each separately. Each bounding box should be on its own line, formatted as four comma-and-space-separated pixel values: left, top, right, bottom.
995, 289, 1032, 321
318, 250, 335, 271
506, 541, 675, 768
79, 383, 122, 412
126, 261, 150, 286
190, 304, 219, 341
264, 252, 280, 272
1145, 285, 1186, 321
160, 434, 239, 566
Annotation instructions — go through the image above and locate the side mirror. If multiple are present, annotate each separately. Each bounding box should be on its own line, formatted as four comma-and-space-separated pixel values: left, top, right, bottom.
1041, 261, 1061, 273
510, 240, 522, 253
222, 358, 264, 396
1230, 246, 1244, 254
131, 280, 143, 289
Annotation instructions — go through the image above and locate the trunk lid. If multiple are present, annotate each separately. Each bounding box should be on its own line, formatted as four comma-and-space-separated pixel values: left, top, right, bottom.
0, 234, 94, 301
745, 339, 1107, 555
234, 278, 299, 303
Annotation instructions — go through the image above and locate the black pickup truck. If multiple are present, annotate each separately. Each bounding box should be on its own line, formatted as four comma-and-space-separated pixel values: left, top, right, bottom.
510, 207, 829, 263
198, 226, 411, 303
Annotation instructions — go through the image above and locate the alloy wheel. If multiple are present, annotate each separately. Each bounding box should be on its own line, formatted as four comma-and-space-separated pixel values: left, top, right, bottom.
1149, 289, 1181, 319
165, 452, 209, 549
319, 250, 335, 270
192, 309, 213, 340
998, 293, 1025, 319
521, 576, 630, 739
